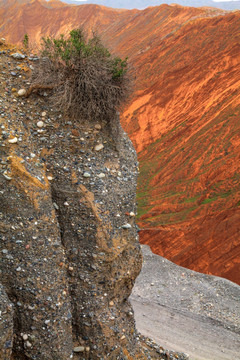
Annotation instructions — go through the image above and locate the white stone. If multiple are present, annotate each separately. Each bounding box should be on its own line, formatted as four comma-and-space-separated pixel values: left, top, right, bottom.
37, 121, 44, 128
3, 173, 12, 180
129, 212, 135, 217
11, 52, 25, 59
94, 143, 104, 151
8, 137, 18, 143
17, 89, 26, 96
47, 176, 53, 181
41, 112, 47, 117
22, 334, 28, 341
83, 172, 91, 178
122, 223, 132, 229
73, 346, 85, 353
97, 173, 105, 178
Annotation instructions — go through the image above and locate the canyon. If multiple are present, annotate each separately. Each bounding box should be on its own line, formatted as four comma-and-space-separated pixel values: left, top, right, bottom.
0, 0, 239, 285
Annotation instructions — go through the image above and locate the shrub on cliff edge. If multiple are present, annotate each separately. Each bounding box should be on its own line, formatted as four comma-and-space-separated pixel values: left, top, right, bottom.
31, 29, 130, 122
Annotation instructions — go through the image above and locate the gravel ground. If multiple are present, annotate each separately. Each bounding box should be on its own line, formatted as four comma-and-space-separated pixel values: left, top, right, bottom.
131, 245, 240, 360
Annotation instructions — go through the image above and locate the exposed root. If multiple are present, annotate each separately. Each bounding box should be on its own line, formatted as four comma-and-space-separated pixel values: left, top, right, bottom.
25, 84, 55, 98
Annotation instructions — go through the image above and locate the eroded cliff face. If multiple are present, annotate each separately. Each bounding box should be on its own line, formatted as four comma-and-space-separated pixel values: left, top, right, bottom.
1, 1, 239, 284
0, 45, 180, 360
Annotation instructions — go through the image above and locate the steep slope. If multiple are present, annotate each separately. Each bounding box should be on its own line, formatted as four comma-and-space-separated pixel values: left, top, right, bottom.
0, 2, 239, 284
100, 4, 240, 284
121, 11, 240, 285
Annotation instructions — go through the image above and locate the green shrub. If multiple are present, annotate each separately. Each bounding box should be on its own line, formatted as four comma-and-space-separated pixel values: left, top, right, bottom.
32, 29, 130, 122
23, 33, 29, 49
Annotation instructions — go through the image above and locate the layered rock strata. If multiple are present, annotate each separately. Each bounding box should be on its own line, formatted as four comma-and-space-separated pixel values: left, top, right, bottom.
0, 69, 140, 359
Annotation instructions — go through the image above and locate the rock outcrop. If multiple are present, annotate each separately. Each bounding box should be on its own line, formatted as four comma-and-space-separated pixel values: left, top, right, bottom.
0, 45, 140, 359
0, 45, 188, 359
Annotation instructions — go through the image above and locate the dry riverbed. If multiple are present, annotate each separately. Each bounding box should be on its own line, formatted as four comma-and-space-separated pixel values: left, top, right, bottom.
131, 245, 240, 360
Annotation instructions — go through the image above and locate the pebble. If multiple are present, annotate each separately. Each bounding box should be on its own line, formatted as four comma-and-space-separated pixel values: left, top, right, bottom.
47, 176, 53, 181
122, 223, 132, 229
37, 121, 44, 128
8, 137, 18, 143
26, 341, 32, 348
3, 173, 12, 181
95, 124, 102, 130
22, 334, 28, 341
18, 89, 26, 96
53, 202, 59, 210
109, 301, 114, 306
11, 52, 25, 59
73, 346, 85, 353
41, 111, 47, 117
83, 172, 91, 178
97, 173, 105, 178
129, 212, 135, 217
94, 143, 104, 151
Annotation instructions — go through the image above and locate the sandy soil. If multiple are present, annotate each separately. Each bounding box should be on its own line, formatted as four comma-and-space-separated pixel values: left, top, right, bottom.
130, 245, 240, 360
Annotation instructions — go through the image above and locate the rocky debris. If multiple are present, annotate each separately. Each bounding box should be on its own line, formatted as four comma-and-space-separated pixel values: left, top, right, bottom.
0, 284, 13, 359
0, 45, 186, 359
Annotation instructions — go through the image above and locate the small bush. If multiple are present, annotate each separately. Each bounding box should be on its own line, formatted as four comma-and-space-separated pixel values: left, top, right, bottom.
23, 33, 29, 49
31, 29, 131, 122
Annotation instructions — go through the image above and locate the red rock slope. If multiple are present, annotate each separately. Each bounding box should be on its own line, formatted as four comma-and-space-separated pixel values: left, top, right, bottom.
120, 10, 240, 285
0, 1, 239, 284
